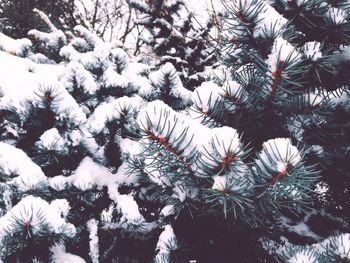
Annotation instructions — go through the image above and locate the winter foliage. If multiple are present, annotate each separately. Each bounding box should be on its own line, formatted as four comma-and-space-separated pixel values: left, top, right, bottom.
0, 0, 350, 262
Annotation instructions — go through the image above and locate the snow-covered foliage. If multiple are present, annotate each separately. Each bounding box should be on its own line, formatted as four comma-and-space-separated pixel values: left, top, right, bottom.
0, 142, 47, 191
28, 9, 67, 54
256, 138, 301, 175
0, 196, 76, 254
87, 219, 99, 263
0, 1, 349, 262
0, 32, 31, 57
154, 225, 178, 262
51, 245, 86, 263
129, 0, 217, 89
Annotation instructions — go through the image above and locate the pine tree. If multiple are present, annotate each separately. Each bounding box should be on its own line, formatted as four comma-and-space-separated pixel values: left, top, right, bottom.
0, 1, 349, 263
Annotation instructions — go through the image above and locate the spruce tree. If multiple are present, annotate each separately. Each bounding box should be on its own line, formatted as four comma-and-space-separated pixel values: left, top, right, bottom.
0, 1, 349, 263
218, 0, 350, 261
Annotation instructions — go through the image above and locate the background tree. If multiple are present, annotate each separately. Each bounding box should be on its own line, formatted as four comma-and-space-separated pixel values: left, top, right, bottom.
128, 0, 218, 89
0, 0, 78, 39
75, 0, 139, 45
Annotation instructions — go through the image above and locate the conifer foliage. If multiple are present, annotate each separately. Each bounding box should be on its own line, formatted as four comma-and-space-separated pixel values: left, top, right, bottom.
128, 0, 217, 89
0, 0, 350, 262
0, 0, 78, 39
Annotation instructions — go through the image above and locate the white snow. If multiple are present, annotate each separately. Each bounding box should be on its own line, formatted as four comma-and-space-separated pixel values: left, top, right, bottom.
102, 66, 127, 89
113, 162, 140, 186
0, 142, 48, 192
295, 0, 308, 7
303, 42, 322, 61
0, 51, 64, 110
148, 62, 192, 104
0, 196, 76, 240
337, 233, 350, 260
253, 2, 287, 39
100, 204, 115, 223
137, 77, 156, 99
137, 100, 197, 160
212, 175, 229, 192
87, 96, 140, 134
330, 88, 350, 112
67, 128, 105, 163
0, 184, 12, 215
87, 99, 123, 134
33, 8, 58, 31
51, 244, 86, 263
74, 25, 104, 48
119, 138, 142, 156
191, 81, 222, 113
87, 219, 99, 263
1, 3, 348, 261
265, 230, 350, 263
195, 126, 246, 178
62, 61, 98, 94
279, 215, 320, 241
143, 157, 174, 187
267, 38, 301, 73
173, 181, 195, 202
308, 93, 323, 107
160, 205, 176, 218
256, 138, 301, 175
155, 225, 177, 262
35, 82, 87, 126
60, 45, 84, 61
221, 80, 242, 113
110, 48, 129, 72
104, 186, 157, 232
209, 126, 241, 159
189, 81, 223, 127
28, 28, 66, 51
49, 157, 147, 228
114, 194, 144, 224
211, 165, 249, 193
50, 175, 69, 191
68, 156, 114, 191
0, 33, 31, 57
287, 250, 318, 263
36, 128, 68, 154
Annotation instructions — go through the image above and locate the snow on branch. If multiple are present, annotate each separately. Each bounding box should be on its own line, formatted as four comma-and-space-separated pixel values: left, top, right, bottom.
87, 219, 99, 263
189, 81, 225, 127
0, 142, 48, 192
74, 25, 104, 48
0, 196, 76, 253
33, 8, 57, 32
51, 244, 86, 263
87, 96, 142, 134
0, 33, 32, 57
149, 62, 192, 106
28, 9, 67, 53
62, 61, 99, 95
137, 100, 197, 165
154, 225, 178, 262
